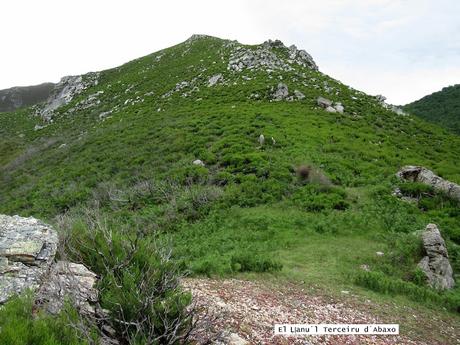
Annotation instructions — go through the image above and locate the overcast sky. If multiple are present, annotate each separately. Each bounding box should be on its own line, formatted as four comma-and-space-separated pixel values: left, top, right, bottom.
1, 0, 459, 104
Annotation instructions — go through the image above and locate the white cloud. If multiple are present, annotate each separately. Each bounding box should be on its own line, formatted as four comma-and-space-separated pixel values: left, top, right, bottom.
0, 0, 458, 104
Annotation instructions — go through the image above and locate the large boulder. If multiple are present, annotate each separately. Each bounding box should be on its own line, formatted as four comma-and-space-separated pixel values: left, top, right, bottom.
417, 224, 455, 290
396, 166, 460, 201
272, 83, 289, 101
0, 214, 98, 315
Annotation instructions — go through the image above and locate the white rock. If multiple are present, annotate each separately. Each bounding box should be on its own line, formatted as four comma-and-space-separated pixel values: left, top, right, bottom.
193, 159, 205, 167
208, 74, 223, 86
259, 134, 265, 146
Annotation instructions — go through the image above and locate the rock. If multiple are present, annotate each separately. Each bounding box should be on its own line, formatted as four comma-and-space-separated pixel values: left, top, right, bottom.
36, 261, 98, 315
34, 124, 47, 131
0, 214, 99, 314
208, 74, 223, 87
259, 134, 265, 146
0, 215, 58, 303
396, 166, 460, 201
37, 73, 99, 121
376, 251, 385, 256
317, 96, 332, 108
375, 95, 387, 103
360, 264, 370, 272
417, 224, 455, 290
294, 90, 305, 100
288, 44, 319, 70
325, 106, 337, 113
193, 159, 205, 167
219, 332, 249, 345
334, 102, 344, 113
272, 83, 289, 101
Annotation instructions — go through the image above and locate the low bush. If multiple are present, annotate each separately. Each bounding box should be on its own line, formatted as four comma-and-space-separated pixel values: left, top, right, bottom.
355, 271, 460, 312
0, 293, 97, 345
231, 252, 283, 273
58, 209, 196, 344
291, 184, 349, 212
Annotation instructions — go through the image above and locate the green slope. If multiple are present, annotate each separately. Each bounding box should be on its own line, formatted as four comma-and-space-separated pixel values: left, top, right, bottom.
1, 35, 459, 321
404, 84, 460, 135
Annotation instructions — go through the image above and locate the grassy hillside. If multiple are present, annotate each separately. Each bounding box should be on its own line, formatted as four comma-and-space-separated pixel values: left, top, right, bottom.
0, 35, 459, 342
404, 84, 460, 135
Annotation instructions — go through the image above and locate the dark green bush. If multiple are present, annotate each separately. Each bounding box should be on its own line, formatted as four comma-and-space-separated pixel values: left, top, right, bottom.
60, 210, 195, 344
291, 184, 349, 212
231, 252, 283, 273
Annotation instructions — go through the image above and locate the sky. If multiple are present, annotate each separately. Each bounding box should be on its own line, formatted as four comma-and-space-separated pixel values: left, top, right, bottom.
1, 0, 459, 104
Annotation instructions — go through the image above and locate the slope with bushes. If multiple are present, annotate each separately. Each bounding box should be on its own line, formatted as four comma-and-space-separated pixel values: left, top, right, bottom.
404, 84, 460, 135
1, 35, 459, 343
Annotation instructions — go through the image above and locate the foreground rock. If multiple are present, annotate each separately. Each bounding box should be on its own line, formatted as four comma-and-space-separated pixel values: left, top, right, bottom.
417, 224, 455, 290
0, 214, 98, 315
396, 166, 460, 201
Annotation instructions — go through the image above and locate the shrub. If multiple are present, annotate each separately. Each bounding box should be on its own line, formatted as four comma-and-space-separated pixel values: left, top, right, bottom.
291, 184, 349, 212
231, 252, 283, 273
354, 271, 460, 312
58, 209, 197, 344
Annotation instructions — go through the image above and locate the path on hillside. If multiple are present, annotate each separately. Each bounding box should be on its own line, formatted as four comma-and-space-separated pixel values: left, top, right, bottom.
183, 278, 459, 345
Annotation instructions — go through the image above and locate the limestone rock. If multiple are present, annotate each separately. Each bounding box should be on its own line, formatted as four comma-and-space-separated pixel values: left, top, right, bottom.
0, 214, 99, 315
193, 159, 205, 167
208, 74, 223, 87
272, 83, 289, 101
417, 224, 455, 290
37, 73, 99, 121
334, 102, 344, 113
294, 90, 305, 100
259, 134, 265, 146
396, 166, 460, 201
317, 96, 332, 108
325, 106, 337, 113
36, 261, 98, 315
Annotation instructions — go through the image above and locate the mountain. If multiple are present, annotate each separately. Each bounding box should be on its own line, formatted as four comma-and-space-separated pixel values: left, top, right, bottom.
404, 84, 460, 134
0, 35, 459, 343
0, 82, 55, 112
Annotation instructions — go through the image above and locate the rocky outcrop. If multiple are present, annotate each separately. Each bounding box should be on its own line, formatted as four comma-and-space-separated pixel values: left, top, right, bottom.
208, 74, 223, 87
417, 224, 455, 290
317, 96, 345, 113
0, 214, 98, 315
396, 166, 460, 201
227, 39, 317, 73
37, 73, 99, 121
272, 83, 289, 101
375, 94, 406, 115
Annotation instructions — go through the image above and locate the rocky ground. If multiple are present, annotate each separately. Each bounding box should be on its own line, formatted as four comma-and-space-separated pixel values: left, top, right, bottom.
183, 278, 459, 345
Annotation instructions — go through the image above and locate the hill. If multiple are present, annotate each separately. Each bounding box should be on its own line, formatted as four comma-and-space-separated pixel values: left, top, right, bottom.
0, 35, 459, 344
404, 84, 460, 134
0, 82, 55, 112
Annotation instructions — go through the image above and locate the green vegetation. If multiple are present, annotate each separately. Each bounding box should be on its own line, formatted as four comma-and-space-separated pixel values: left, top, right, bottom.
0, 293, 97, 345
404, 84, 460, 135
0, 35, 459, 341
